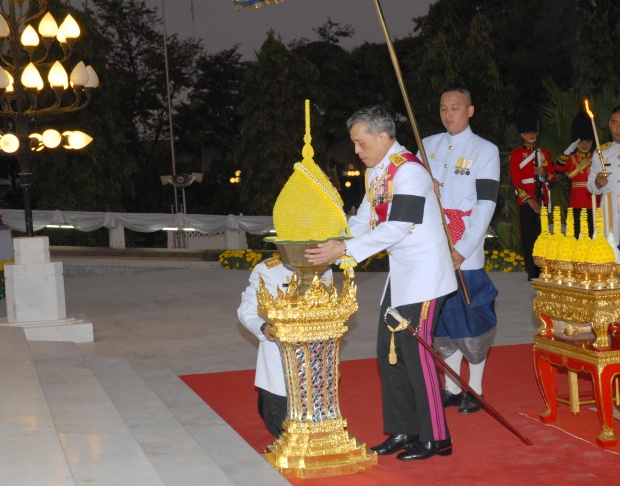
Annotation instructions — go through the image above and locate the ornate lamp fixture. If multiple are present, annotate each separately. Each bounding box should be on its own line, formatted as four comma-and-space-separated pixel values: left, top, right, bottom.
0, 0, 98, 236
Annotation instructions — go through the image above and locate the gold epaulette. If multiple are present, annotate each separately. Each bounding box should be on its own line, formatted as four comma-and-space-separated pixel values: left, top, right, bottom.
389, 153, 408, 167
264, 256, 283, 269
555, 154, 568, 165
600, 141, 612, 151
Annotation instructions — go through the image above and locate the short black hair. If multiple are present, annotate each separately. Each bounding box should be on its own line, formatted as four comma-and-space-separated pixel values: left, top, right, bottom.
441, 85, 472, 104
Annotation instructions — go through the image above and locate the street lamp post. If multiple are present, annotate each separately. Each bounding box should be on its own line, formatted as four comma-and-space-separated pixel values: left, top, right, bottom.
0, 0, 98, 236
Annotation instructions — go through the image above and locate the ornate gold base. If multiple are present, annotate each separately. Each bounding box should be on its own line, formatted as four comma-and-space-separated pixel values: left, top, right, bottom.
264, 419, 377, 479
258, 249, 376, 479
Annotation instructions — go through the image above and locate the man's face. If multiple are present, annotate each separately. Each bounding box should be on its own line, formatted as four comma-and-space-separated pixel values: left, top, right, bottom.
349, 121, 392, 168
439, 90, 474, 136
609, 113, 620, 144
521, 132, 537, 147
577, 139, 592, 153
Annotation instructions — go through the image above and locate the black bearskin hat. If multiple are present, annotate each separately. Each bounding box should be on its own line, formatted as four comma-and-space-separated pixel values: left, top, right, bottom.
570, 111, 594, 141
515, 103, 541, 134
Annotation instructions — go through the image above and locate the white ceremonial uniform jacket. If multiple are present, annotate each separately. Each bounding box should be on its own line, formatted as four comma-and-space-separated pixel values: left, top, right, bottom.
237, 259, 332, 396
420, 126, 500, 270
587, 141, 620, 243
346, 141, 457, 308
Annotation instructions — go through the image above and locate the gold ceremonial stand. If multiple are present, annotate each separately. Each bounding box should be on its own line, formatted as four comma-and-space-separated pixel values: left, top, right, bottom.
257, 243, 377, 479
531, 280, 620, 447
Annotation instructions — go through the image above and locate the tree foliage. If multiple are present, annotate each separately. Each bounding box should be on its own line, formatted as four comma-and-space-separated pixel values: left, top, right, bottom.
7, 0, 620, 251
236, 32, 324, 216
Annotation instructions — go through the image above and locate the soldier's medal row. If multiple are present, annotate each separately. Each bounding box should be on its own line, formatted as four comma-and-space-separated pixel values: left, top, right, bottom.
455, 158, 473, 175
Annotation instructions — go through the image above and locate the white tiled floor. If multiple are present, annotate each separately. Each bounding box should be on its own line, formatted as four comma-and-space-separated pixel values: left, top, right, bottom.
0, 262, 538, 485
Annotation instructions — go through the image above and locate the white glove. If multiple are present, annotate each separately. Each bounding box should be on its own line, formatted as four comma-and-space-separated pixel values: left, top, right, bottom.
563, 139, 580, 155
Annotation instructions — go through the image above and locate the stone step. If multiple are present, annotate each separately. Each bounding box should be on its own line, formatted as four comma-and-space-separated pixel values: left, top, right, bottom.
130, 362, 289, 486
28, 340, 165, 485
0, 327, 74, 486
50, 246, 209, 261
87, 356, 235, 486
0, 329, 288, 485
57, 258, 220, 276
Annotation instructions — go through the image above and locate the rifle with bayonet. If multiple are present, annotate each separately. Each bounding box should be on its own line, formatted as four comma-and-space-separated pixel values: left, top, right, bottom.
534, 121, 544, 206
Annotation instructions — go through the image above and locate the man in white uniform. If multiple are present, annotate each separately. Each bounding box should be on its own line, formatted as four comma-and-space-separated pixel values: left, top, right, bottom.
238, 257, 333, 437
420, 86, 500, 414
587, 105, 620, 244
306, 105, 457, 461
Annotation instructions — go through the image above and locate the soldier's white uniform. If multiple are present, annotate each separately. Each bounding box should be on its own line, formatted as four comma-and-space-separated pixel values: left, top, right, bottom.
418, 125, 500, 411
420, 126, 500, 268
587, 141, 619, 243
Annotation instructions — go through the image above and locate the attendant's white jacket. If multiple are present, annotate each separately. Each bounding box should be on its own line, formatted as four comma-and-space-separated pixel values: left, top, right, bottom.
420, 126, 500, 271
237, 259, 332, 396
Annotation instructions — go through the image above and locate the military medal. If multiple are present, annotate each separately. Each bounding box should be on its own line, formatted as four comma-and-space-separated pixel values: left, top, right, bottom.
455, 158, 462, 174
368, 169, 392, 230
465, 158, 472, 175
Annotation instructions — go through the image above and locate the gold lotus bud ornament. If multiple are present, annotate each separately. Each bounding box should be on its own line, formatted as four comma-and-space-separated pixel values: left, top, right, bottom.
557, 208, 577, 261
586, 208, 615, 264
269, 100, 354, 269
532, 205, 550, 258
545, 206, 565, 263
572, 209, 592, 263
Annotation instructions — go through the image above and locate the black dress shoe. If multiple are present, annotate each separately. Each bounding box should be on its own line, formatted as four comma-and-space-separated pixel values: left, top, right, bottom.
370, 433, 419, 455
458, 391, 483, 414
396, 439, 452, 461
440, 389, 464, 408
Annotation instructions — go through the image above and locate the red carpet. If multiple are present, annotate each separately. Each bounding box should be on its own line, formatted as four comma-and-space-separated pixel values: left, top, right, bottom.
181, 344, 620, 484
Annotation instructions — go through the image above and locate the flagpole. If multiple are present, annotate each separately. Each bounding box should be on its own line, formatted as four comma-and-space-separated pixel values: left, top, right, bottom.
372, 0, 470, 304
160, 0, 178, 214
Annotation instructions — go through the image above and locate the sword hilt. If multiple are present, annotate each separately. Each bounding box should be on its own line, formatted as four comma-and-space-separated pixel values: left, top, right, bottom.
384, 307, 414, 332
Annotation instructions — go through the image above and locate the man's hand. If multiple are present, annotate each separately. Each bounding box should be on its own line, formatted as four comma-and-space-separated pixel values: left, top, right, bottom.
527, 198, 541, 214
534, 166, 545, 176
451, 248, 465, 270
595, 172, 609, 189
262, 323, 275, 342
304, 240, 346, 264
433, 178, 441, 198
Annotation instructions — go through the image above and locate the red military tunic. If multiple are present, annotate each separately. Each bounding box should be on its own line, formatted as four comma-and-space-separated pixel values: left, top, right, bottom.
554, 150, 596, 208
509, 146, 556, 205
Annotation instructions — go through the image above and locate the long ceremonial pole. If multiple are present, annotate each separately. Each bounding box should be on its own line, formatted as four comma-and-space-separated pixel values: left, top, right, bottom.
372, 0, 470, 304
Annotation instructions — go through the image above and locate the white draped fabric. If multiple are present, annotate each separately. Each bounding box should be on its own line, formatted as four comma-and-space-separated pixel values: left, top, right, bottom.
1, 209, 274, 235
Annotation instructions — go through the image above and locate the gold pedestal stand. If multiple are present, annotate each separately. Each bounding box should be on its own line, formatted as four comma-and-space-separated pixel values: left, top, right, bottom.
257, 243, 377, 479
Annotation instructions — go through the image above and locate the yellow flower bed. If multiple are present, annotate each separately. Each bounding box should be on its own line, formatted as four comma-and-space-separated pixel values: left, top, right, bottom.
218, 250, 278, 271
484, 249, 525, 272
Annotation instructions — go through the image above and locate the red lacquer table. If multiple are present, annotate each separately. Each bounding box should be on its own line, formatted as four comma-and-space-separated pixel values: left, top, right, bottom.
531, 280, 620, 448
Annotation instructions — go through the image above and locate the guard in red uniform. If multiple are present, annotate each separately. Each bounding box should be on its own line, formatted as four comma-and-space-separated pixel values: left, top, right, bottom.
554, 111, 596, 237
509, 103, 556, 280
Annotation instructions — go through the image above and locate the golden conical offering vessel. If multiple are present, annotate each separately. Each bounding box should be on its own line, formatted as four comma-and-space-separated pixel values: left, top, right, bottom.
533, 205, 551, 281
268, 99, 351, 294
572, 209, 592, 286
555, 208, 577, 285
545, 207, 565, 281
586, 208, 615, 289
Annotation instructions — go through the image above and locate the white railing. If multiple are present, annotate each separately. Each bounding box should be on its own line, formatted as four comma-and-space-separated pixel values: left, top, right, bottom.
1, 209, 274, 250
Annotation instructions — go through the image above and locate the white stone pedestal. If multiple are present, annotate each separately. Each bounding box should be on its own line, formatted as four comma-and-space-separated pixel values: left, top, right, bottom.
0, 236, 93, 343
